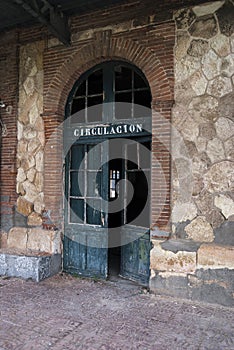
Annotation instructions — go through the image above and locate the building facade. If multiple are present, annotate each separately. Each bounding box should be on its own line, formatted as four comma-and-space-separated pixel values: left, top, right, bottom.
0, 0, 233, 306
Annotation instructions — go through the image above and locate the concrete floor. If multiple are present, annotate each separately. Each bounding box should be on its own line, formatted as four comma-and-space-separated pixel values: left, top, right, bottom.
0, 273, 233, 350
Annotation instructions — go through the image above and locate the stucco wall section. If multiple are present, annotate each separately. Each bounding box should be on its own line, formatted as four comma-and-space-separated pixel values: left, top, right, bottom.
17, 41, 45, 225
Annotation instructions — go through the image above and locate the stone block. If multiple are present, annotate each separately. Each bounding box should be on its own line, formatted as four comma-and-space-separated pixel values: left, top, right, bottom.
188, 95, 219, 122
211, 34, 230, 57
214, 194, 234, 219
190, 70, 208, 96
161, 239, 201, 253
17, 167, 27, 182
206, 138, 225, 163
198, 243, 234, 268
175, 31, 191, 60
189, 16, 218, 39
174, 8, 196, 30
0, 231, 8, 248
202, 49, 221, 80
7, 254, 38, 279
207, 76, 232, 98
185, 216, 214, 242
187, 39, 209, 58
0, 254, 7, 275
192, 2, 225, 17
204, 161, 234, 193
23, 180, 38, 203
214, 221, 234, 245
27, 228, 61, 254
150, 240, 196, 273
0, 252, 62, 282
27, 167, 36, 183
216, 1, 234, 36
172, 201, 197, 223
51, 231, 62, 254
190, 268, 234, 307
27, 228, 51, 253
28, 212, 43, 226
215, 117, 234, 141
150, 271, 190, 299
17, 196, 33, 216
7, 227, 28, 250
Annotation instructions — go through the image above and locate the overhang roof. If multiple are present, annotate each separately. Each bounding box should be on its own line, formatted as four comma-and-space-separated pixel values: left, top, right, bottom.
0, 0, 127, 31
0, 0, 215, 46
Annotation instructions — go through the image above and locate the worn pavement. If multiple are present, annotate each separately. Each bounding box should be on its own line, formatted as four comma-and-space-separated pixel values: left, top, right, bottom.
0, 274, 233, 350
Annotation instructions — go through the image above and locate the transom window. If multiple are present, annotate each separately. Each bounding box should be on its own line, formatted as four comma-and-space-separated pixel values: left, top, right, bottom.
67, 61, 151, 124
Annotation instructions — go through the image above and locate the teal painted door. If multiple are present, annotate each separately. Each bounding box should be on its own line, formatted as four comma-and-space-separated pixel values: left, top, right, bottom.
63, 141, 109, 278
63, 61, 152, 283
120, 140, 151, 285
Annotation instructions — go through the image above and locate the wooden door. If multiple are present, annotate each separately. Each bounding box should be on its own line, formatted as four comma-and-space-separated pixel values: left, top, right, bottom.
120, 139, 151, 285
63, 141, 109, 278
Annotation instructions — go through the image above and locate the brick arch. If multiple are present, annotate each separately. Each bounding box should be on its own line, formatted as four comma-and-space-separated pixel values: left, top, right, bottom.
43, 35, 173, 231
44, 36, 173, 118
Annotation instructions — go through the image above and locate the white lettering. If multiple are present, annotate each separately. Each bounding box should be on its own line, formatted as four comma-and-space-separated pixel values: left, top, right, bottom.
74, 123, 144, 138
129, 124, 135, 133
85, 128, 91, 136
116, 125, 122, 133
97, 127, 102, 135
136, 124, 143, 133
109, 127, 116, 134
74, 129, 79, 137
103, 127, 109, 135
91, 128, 97, 135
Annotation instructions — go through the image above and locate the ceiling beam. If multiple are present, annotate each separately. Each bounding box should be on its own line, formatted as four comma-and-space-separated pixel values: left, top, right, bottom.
13, 0, 71, 46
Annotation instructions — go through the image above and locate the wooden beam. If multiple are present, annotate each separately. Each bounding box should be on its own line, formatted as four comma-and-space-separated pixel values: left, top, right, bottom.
13, 0, 71, 46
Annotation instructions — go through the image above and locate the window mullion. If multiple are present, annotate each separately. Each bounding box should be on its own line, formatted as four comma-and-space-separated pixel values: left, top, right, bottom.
84, 145, 87, 224
103, 64, 114, 123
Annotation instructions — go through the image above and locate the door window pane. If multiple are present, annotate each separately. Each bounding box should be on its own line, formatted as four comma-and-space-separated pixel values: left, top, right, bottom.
134, 71, 147, 89
87, 171, 101, 197
87, 96, 103, 122
76, 81, 86, 96
127, 143, 138, 170
115, 66, 132, 91
71, 145, 85, 170
115, 92, 132, 119
70, 171, 84, 197
86, 198, 102, 225
70, 199, 84, 223
71, 98, 85, 123
88, 69, 103, 94
134, 90, 151, 109
87, 144, 101, 170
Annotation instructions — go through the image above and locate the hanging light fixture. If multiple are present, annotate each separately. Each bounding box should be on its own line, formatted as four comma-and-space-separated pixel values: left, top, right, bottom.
0, 100, 5, 108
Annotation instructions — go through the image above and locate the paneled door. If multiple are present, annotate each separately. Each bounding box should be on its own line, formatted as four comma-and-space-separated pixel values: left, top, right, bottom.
63, 141, 109, 278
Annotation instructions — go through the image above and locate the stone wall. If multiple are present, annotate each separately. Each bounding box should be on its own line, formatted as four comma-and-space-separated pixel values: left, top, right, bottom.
172, 0, 234, 244
150, 0, 234, 307
16, 41, 45, 226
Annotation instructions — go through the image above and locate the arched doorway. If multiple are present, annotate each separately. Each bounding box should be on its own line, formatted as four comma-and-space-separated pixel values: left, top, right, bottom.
63, 61, 152, 285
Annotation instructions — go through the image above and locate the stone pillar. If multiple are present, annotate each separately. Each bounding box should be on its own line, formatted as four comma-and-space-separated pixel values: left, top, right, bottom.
16, 41, 45, 226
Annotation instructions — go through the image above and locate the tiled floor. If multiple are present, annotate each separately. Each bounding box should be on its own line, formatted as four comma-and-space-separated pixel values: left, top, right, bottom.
0, 274, 233, 350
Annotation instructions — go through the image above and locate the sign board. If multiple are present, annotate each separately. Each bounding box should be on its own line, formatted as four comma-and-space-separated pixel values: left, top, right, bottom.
74, 123, 143, 137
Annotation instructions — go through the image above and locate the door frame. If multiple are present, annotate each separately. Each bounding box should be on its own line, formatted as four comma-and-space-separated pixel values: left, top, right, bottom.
63, 60, 152, 284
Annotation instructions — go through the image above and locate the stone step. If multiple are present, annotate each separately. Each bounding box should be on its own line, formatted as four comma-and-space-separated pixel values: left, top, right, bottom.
0, 248, 61, 282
